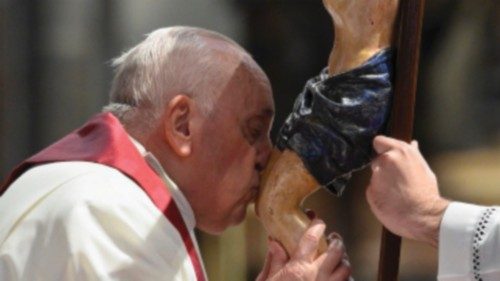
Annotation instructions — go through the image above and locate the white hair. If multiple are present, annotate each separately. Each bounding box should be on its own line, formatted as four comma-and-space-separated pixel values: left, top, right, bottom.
103, 26, 254, 136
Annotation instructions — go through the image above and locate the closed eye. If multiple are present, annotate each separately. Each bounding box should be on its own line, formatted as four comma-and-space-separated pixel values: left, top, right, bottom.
244, 118, 266, 145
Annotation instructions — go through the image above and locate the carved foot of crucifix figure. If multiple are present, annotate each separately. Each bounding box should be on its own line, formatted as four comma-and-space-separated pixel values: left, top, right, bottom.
255, 0, 399, 257
325, 0, 399, 75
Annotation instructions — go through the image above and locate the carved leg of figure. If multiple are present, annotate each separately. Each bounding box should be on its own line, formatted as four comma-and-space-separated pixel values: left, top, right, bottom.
256, 149, 326, 256
324, 0, 399, 75
256, 0, 399, 256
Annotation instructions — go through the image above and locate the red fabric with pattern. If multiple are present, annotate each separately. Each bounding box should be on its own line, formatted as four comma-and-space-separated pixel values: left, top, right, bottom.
0, 113, 206, 281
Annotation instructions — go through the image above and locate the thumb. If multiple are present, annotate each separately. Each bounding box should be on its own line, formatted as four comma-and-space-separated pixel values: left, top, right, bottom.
267, 240, 289, 277
373, 135, 400, 154
411, 140, 419, 149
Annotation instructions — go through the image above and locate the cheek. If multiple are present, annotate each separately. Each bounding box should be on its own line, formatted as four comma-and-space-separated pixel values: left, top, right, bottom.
203, 141, 259, 228
212, 147, 256, 206
204, 128, 258, 199
214, 135, 255, 173
220, 147, 256, 190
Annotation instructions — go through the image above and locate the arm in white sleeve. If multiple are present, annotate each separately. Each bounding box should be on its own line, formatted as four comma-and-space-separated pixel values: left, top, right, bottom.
438, 202, 500, 281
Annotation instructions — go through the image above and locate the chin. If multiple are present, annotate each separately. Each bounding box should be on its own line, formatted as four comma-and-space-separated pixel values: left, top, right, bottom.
197, 220, 228, 235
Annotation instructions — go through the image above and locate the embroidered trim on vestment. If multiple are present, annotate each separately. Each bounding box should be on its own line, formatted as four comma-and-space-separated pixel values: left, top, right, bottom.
472, 207, 497, 281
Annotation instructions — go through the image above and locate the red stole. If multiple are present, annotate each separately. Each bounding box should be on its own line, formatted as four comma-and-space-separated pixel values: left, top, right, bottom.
0, 112, 206, 281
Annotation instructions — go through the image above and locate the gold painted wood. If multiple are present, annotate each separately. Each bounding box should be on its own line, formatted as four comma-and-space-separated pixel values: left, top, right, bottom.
256, 149, 326, 256
256, 0, 399, 257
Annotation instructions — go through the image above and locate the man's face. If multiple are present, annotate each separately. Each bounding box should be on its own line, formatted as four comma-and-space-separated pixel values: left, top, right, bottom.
190, 65, 274, 234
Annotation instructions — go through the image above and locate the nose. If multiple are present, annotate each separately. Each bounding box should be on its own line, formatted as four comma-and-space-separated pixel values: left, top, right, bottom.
255, 135, 273, 171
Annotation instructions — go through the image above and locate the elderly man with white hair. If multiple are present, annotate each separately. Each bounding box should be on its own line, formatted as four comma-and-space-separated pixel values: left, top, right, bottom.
0, 27, 351, 281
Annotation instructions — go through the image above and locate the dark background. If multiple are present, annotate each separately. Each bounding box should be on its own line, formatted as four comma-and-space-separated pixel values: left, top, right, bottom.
1, 0, 499, 280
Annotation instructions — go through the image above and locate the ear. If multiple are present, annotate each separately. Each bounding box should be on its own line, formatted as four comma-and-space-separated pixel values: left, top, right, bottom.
163, 95, 194, 157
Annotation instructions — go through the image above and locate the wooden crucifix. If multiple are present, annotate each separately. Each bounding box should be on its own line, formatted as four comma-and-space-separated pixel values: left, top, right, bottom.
256, 0, 426, 280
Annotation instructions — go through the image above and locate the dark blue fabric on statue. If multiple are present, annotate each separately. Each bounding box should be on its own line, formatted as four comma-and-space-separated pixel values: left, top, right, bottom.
276, 48, 394, 196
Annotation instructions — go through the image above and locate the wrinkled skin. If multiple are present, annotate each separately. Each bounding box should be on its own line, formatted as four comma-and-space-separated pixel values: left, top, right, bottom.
257, 219, 352, 281
148, 35, 353, 279
367, 136, 450, 247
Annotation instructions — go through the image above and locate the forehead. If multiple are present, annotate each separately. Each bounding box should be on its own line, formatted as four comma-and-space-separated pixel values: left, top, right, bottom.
220, 64, 274, 118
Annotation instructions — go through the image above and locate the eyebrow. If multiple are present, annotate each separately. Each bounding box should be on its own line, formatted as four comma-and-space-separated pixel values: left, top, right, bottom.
259, 108, 275, 118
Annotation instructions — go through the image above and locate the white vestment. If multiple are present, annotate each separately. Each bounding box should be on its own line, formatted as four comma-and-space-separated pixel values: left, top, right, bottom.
439, 202, 500, 281
0, 140, 206, 281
